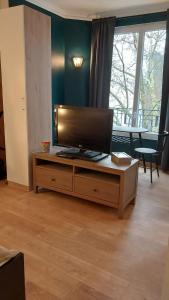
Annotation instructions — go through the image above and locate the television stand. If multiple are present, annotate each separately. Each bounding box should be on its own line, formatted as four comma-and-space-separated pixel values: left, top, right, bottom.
33, 152, 139, 218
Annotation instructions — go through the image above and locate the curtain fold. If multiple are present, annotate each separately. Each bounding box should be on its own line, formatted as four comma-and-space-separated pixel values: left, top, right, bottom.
89, 17, 116, 108
159, 9, 169, 171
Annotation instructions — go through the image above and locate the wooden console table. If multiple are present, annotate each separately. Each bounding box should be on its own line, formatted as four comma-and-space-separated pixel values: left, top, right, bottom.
33, 152, 139, 218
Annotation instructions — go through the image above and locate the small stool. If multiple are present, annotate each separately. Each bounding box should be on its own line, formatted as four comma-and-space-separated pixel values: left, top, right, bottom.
135, 131, 169, 183
134, 147, 159, 183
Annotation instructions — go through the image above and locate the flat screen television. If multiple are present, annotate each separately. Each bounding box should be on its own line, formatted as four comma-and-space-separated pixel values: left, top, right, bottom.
55, 105, 113, 159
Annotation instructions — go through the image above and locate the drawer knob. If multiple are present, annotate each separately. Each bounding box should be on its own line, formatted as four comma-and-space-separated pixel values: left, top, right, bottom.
51, 178, 56, 182
93, 188, 98, 192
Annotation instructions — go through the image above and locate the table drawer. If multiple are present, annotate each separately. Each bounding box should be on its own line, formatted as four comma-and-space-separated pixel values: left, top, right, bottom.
35, 166, 73, 191
74, 176, 119, 205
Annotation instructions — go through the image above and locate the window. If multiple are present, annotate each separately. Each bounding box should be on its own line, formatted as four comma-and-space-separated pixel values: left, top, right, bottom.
109, 22, 166, 134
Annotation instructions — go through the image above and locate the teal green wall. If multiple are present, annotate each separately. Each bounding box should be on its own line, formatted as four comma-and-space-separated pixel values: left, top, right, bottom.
63, 20, 91, 106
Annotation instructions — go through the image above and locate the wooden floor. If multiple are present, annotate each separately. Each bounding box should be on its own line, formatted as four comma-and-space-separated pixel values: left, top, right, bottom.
0, 168, 169, 300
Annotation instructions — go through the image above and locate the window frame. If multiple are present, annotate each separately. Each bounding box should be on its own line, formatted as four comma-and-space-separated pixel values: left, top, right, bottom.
111, 21, 166, 139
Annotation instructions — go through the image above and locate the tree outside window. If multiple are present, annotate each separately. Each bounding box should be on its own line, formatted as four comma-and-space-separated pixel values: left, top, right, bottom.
109, 23, 166, 133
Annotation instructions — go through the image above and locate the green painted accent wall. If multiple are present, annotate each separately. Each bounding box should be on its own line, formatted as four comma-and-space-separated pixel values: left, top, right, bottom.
63, 19, 91, 107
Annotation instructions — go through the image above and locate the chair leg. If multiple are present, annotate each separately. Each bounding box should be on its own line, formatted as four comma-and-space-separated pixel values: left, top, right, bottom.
155, 156, 160, 177
150, 157, 153, 184
142, 154, 146, 173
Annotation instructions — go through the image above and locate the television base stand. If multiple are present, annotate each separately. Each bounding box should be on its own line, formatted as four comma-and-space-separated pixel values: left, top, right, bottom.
56, 148, 108, 162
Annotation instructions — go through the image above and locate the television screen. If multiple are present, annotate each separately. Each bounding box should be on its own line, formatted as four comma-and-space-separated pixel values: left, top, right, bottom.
55, 106, 113, 154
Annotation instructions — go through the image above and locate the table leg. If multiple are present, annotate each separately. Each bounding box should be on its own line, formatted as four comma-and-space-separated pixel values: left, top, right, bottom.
139, 132, 143, 147
129, 133, 133, 156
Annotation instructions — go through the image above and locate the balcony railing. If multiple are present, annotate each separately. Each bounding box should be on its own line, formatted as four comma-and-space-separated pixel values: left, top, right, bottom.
113, 107, 160, 133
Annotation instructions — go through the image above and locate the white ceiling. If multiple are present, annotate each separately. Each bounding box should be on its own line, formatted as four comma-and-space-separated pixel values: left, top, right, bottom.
28, 0, 169, 20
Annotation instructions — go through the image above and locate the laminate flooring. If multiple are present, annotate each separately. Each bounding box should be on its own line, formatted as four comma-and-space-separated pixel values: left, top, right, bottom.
0, 169, 169, 299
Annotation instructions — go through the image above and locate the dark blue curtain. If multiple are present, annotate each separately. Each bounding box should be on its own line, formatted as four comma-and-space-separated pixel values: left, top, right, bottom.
89, 17, 116, 108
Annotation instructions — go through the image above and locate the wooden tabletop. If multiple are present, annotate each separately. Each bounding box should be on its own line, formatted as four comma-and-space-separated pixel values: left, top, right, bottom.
113, 126, 148, 134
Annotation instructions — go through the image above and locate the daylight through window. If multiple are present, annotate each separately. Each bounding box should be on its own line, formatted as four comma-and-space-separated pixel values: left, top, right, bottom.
109, 22, 166, 133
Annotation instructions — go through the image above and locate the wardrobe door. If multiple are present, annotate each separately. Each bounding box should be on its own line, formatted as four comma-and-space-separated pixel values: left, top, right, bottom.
0, 59, 6, 178
24, 6, 51, 186
0, 6, 29, 186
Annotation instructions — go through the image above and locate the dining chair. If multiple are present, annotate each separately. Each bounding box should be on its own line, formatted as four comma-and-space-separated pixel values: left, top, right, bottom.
134, 131, 169, 183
